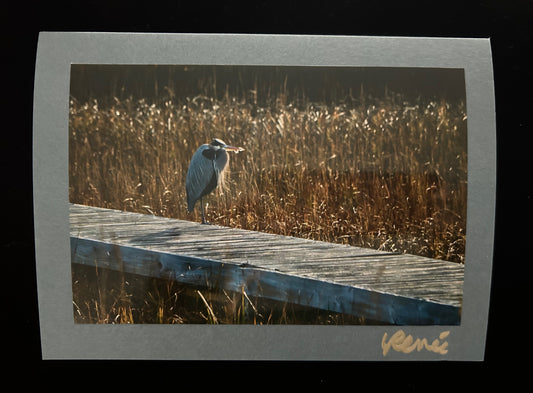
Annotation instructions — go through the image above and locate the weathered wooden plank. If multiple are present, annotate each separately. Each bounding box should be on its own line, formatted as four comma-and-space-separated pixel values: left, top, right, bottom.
69, 203, 464, 324
70, 237, 459, 325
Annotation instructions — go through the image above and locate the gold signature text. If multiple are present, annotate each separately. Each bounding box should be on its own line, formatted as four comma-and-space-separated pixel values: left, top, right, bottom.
381, 330, 450, 356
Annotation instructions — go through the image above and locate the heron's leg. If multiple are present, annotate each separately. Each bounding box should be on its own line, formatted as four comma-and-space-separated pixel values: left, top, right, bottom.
200, 198, 205, 224
200, 198, 210, 224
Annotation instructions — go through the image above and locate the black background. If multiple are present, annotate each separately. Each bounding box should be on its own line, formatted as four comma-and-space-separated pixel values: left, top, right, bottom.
4, 0, 531, 389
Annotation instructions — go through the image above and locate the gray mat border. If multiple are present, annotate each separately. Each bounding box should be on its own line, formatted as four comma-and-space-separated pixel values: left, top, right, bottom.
33, 33, 495, 360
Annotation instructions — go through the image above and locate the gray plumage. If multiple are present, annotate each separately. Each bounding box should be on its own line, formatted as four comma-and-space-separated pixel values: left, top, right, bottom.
186, 138, 243, 224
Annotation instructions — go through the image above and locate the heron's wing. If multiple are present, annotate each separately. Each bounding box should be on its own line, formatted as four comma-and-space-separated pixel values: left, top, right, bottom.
186, 145, 216, 211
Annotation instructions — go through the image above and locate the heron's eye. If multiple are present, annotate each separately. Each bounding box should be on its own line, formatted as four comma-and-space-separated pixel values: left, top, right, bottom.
212, 138, 225, 146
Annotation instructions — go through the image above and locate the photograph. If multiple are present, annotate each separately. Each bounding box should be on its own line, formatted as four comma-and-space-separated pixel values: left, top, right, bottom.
69, 64, 466, 325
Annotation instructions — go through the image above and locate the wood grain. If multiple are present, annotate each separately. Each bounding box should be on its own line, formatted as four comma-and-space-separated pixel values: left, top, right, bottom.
70, 203, 464, 324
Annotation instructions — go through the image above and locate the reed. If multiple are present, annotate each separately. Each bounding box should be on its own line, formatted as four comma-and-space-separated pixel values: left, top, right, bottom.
71, 264, 369, 324
69, 88, 467, 263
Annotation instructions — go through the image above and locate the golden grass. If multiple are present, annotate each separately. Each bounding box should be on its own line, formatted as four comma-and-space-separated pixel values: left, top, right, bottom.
69, 89, 467, 263
72, 264, 369, 324
70, 81, 467, 324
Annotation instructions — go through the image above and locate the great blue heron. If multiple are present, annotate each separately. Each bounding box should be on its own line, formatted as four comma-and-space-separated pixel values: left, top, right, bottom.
186, 138, 244, 224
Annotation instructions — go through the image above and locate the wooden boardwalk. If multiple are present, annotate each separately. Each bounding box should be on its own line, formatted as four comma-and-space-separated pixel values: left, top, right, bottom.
69, 203, 464, 325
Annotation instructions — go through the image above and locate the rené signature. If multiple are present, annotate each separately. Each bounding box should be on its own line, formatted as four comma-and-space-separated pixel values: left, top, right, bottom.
381, 330, 450, 356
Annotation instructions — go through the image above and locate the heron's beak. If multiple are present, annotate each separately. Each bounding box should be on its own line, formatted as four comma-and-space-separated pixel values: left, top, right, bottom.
224, 145, 245, 153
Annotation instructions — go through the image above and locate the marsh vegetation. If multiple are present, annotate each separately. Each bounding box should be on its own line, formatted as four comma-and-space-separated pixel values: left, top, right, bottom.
70, 65, 467, 323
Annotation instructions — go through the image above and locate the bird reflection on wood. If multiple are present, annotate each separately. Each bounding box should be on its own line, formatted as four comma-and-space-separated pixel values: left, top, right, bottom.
186, 138, 245, 224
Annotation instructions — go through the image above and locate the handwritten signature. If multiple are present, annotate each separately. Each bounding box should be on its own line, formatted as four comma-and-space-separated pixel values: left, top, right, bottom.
381, 330, 450, 356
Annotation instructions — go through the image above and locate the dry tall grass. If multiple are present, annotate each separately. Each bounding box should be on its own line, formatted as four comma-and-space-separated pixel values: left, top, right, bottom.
72, 264, 368, 324
69, 88, 467, 263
